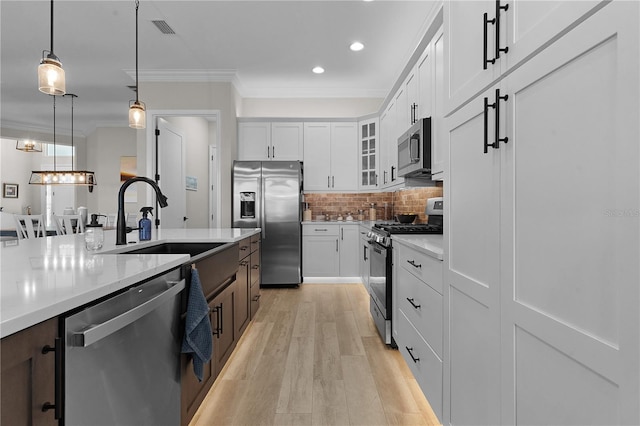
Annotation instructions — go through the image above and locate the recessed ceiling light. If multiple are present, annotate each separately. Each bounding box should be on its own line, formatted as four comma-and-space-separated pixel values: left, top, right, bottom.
350, 42, 364, 52
312, 66, 325, 74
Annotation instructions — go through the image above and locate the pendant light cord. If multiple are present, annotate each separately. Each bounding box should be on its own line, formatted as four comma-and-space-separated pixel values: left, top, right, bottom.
70, 94, 75, 170
52, 95, 56, 171
50, 0, 54, 54
135, 0, 140, 103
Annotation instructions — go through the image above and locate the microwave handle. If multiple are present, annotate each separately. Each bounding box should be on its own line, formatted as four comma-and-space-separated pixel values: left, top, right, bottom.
409, 134, 420, 163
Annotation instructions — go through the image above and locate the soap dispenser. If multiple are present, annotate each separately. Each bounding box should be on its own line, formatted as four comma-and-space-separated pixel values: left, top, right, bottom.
139, 207, 153, 241
85, 214, 104, 251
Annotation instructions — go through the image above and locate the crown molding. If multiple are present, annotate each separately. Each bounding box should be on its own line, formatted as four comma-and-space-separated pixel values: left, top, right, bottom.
123, 69, 237, 83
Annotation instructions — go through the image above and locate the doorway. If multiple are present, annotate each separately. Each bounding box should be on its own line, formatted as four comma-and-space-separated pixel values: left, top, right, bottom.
145, 110, 221, 229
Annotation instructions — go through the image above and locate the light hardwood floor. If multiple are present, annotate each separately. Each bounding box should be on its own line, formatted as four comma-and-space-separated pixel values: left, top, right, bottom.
190, 284, 441, 426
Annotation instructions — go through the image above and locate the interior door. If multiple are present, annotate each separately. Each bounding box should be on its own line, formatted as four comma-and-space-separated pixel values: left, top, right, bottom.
157, 118, 186, 229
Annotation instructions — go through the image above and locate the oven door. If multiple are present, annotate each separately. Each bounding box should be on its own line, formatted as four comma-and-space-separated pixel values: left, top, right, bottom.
369, 241, 391, 344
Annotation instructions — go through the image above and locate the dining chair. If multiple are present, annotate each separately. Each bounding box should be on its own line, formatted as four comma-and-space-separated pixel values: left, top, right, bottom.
53, 214, 85, 235
14, 214, 45, 239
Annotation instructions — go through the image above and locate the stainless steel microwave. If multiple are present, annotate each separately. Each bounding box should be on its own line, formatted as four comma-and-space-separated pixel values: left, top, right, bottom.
397, 117, 432, 178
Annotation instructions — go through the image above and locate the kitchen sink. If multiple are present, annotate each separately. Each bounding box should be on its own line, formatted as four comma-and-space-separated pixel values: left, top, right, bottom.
111, 242, 229, 262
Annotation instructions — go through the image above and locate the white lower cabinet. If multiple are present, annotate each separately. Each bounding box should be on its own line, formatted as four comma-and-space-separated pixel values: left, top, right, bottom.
302, 223, 360, 279
394, 239, 443, 422
359, 225, 370, 291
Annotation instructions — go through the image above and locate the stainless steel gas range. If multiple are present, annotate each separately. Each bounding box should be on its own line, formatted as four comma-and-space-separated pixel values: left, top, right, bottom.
367, 197, 443, 346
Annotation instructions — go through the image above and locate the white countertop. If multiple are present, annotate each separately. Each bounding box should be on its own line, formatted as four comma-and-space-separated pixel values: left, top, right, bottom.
391, 234, 444, 260
0, 227, 260, 338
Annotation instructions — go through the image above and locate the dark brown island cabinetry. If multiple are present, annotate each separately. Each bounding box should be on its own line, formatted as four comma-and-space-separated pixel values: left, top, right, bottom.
236, 233, 261, 336
181, 242, 238, 426
1, 318, 59, 426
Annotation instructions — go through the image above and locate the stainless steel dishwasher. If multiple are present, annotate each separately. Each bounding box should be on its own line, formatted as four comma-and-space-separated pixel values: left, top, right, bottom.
63, 267, 185, 426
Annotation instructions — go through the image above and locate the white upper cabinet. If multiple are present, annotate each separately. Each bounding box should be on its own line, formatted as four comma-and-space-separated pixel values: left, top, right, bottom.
238, 121, 303, 161
444, 0, 608, 114
238, 122, 271, 161
358, 118, 379, 190
271, 122, 303, 161
303, 122, 358, 191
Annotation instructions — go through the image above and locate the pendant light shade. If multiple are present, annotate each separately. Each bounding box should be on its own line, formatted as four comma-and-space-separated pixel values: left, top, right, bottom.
129, 100, 146, 129
16, 139, 43, 152
129, 0, 146, 129
38, 0, 65, 95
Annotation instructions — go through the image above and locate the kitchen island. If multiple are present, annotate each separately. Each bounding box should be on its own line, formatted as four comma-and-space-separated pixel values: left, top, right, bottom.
1, 227, 261, 426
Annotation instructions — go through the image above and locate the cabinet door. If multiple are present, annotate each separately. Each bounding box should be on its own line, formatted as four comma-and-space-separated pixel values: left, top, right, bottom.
431, 28, 445, 179
330, 122, 358, 191
303, 122, 332, 190
359, 229, 370, 290
271, 122, 303, 161
235, 259, 250, 336
339, 225, 360, 277
379, 106, 392, 187
444, 84, 501, 426
302, 235, 340, 277
417, 41, 434, 122
405, 69, 418, 126
444, 0, 499, 113
1, 318, 58, 426
238, 122, 271, 161
389, 92, 405, 186
500, 4, 639, 424
358, 119, 379, 190
212, 283, 236, 376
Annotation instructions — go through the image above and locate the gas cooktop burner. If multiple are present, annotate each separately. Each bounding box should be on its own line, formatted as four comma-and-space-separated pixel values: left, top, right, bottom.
373, 222, 443, 235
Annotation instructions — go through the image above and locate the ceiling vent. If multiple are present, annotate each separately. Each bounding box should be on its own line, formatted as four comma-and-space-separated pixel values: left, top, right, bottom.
152, 20, 175, 35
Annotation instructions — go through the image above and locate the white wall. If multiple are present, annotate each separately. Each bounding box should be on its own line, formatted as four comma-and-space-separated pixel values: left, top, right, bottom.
0, 138, 42, 216
164, 116, 211, 228
238, 97, 383, 118
85, 127, 139, 217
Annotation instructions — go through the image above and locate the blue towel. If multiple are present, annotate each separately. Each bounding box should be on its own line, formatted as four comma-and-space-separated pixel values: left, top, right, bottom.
181, 268, 212, 381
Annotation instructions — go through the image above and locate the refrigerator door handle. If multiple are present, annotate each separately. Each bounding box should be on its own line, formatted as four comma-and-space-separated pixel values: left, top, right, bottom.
260, 176, 266, 240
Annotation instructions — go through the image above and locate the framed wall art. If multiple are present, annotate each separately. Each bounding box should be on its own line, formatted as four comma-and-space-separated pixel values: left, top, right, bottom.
3, 183, 18, 198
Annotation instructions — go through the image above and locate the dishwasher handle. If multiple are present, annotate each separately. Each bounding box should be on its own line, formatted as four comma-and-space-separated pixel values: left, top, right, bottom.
72, 279, 185, 347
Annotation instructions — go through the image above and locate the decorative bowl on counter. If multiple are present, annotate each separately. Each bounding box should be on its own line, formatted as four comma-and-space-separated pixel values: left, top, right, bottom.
395, 214, 417, 224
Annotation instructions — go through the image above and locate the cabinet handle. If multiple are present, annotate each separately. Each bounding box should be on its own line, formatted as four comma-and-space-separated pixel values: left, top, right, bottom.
212, 304, 222, 337
364, 245, 368, 261
252, 294, 261, 302
495, 0, 509, 60
332, 176, 335, 188
406, 297, 421, 309
407, 259, 422, 268
405, 346, 420, 363
483, 2, 509, 70
327, 176, 331, 188
41, 338, 62, 420
272, 146, 275, 158
483, 96, 497, 153
483, 12, 496, 69
267, 146, 270, 158
383, 170, 387, 184
240, 245, 248, 251
375, 173, 378, 186
341, 228, 344, 240
314, 228, 328, 232
494, 88, 509, 149
391, 166, 396, 182
252, 264, 259, 270
336, 239, 339, 252
219, 302, 224, 334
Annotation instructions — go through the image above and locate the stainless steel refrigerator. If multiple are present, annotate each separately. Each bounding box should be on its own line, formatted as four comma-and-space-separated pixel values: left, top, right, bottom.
232, 161, 302, 286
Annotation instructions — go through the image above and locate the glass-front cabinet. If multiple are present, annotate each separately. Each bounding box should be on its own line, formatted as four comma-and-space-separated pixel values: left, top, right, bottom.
359, 118, 379, 190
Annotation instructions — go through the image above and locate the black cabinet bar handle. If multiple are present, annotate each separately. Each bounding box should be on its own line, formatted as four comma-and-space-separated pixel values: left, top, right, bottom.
484, 96, 498, 153
364, 245, 368, 261
405, 346, 420, 363
41, 338, 62, 420
219, 302, 224, 334
495, 0, 509, 60
406, 297, 421, 309
483, 13, 496, 69
272, 146, 275, 158
391, 166, 396, 182
494, 88, 509, 149
407, 259, 422, 268
327, 176, 331, 188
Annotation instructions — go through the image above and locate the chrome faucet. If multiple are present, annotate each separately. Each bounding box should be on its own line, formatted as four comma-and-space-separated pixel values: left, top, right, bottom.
116, 177, 168, 245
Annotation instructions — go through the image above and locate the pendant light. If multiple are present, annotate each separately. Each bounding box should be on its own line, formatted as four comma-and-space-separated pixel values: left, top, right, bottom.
38, 0, 65, 95
29, 94, 97, 187
129, 0, 146, 129
16, 140, 43, 152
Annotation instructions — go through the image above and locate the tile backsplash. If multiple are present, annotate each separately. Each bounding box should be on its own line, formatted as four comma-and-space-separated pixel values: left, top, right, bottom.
303, 184, 443, 223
